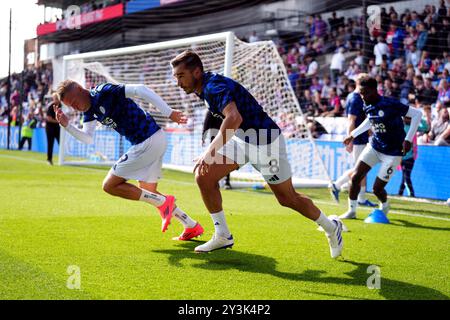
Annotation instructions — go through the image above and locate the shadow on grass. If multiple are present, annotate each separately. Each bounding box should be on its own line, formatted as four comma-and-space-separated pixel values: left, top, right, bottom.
154, 243, 448, 300
389, 219, 450, 232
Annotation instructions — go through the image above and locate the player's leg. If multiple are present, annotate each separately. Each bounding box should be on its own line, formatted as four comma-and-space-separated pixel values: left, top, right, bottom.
358, 175, 376, 207
102, 173, 148, 200
194, 157, 239, 253
267, 179, 344, 258
373, 153, 402, 214
403, 158, 415, 197
398, 160, 407, 196
46, 128, 54, 164
103, 130, 178, 232
139, 181, 203, 240
18, 137, 25, 150
353, 144, 375, 206
255, 134, 344, 258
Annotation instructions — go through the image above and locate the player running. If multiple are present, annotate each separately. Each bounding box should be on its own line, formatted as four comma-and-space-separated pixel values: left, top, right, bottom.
55, 80, 204, 241
171, 50, 344, 258
329, 77, 376, 208
341, 75, 422, 219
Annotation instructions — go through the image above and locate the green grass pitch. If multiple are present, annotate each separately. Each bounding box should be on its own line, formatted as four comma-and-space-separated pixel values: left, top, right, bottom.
0, 149, 449, 300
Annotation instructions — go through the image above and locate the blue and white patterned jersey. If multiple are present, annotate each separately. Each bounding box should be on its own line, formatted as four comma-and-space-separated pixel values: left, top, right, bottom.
363, 96, 409, 156
197, 72, 280, 145
83, 83, 160, 145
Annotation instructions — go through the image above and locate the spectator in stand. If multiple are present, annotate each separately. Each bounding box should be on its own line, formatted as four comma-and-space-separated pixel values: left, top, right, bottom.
328, 12, 344, 35
322, 88, 343, 117
314, 15, 328, 40
321, 76, 332, 100
426, 25, 441, 60
288, 66, 300, 92
421, 105, 450, 145
374, 36, 390, 67
305, 54, 319, 77
437, 0, 447, 24
406, 44, 421, 70
386, 22, 405, 59
309, 76, 322, 94
416, 22, 428, 53
437, 79, 450, 105
418, 50, 432, 74
330, 47, 346, 85
421, 76, 438, 105
19, 113, 37, 151
249, 31, 259, 43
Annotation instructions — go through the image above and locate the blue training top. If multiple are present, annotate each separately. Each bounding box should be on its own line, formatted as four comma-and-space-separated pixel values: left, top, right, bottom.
197, 72, 280, 145
363, 96, 409, 156
83, 83, 160, 145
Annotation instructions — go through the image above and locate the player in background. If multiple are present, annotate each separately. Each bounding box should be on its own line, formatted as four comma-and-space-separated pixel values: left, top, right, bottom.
329, 77, 376, 209
171, 50, 344, 258
55, 80, 204, 241
341, 75, 422, 219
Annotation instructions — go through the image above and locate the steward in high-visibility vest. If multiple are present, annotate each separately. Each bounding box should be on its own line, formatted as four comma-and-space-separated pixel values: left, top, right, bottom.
19, 115, 37, 150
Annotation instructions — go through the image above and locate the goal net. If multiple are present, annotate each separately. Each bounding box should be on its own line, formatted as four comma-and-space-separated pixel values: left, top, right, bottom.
59, 32, 330, 188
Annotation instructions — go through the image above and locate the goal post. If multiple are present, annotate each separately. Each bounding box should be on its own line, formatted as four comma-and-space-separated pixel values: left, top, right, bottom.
58, 31, 331, 188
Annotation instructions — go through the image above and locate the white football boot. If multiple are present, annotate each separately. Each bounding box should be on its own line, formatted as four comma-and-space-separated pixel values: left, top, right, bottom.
339, 210, 357, 219
194, 233, 234, 253
325, 217, 344, 259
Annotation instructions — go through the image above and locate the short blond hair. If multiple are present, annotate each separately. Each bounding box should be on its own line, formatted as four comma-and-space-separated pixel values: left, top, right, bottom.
56, 79, 78, 101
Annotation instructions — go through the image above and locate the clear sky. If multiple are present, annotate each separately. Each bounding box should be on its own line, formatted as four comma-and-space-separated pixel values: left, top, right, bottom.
0, 0, 45, 79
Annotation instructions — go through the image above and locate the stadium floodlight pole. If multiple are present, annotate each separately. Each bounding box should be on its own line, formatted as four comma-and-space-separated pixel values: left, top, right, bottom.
58, 58, 67, 166
6, 8, 12, 150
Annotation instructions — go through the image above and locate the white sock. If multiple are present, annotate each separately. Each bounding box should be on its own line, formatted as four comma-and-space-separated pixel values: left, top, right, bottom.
173, 207, 197, 228
139, 189, 166, 207
315, 212, 337, 234
358, 186, 367, 202
348, 199, 358, 213
334, 169, 352, 189
211, 210, 231, 238
380, 201, 389, 212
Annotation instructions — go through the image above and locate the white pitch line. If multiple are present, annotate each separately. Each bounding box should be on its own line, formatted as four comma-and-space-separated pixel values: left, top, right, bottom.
2, 154, 449, 222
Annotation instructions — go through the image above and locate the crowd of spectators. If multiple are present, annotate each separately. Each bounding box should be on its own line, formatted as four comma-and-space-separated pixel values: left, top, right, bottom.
3, 2, 450, 148
0, 65, 53, 130
270, 1, 450, 145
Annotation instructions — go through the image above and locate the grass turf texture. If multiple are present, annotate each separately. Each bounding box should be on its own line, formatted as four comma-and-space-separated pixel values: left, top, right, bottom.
0, 150, 449, 300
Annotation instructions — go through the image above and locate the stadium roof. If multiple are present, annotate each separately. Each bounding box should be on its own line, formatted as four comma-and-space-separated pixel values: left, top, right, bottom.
36, 0, 87, 8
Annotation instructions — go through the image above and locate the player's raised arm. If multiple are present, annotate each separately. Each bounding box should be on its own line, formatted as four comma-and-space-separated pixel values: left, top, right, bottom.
124, 84, 187, 124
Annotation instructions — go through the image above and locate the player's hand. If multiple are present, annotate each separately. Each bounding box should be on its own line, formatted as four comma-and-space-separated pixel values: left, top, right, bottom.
169, 110, 188, 124
193, 151, 214, 176
402, 140, 412, 156
345, 140, 353, 153
54, 106, 69, 127
343, 135, 354, 146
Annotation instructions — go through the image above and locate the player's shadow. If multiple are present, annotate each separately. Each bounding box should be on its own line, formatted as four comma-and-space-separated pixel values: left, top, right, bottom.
153, 243, 448, 300
389, 219, 450, 232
